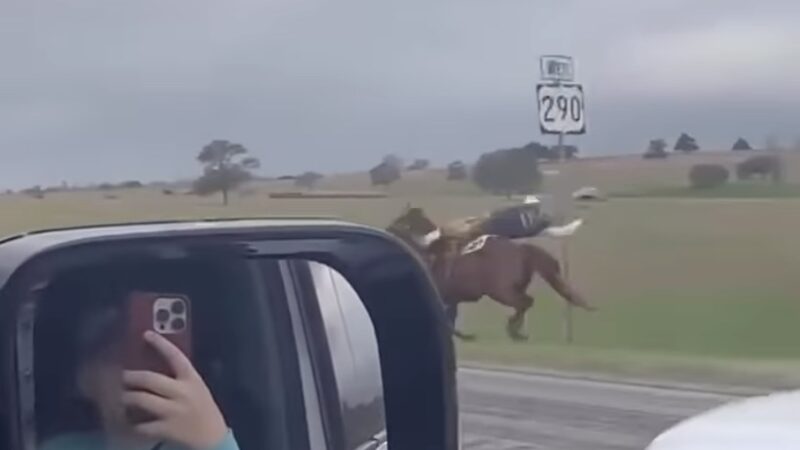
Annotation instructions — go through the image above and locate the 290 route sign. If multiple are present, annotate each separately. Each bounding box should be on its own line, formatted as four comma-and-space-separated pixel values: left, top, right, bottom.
537, 83, 586, 135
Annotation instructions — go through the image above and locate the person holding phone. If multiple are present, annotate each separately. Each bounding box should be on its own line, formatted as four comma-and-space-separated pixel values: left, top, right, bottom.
40, 296, 240, 450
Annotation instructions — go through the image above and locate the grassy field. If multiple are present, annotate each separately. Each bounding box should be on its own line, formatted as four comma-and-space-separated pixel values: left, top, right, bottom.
455, 197, 800, 387
7, 153, 800, 387
615, 182, 800, 199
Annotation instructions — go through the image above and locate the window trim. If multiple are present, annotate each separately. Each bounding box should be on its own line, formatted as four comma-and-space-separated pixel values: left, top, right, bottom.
279, 261, 327, 450
249, 259, 313, 450
285, 260, 348, 450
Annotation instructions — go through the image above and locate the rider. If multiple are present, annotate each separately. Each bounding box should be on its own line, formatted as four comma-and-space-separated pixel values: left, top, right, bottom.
482, 195, 553, 239
440, 195, 552, 245
434, 195, 553, 288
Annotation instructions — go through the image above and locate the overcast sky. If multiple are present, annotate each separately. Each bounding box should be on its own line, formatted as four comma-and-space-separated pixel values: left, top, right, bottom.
2, 0, 799, 187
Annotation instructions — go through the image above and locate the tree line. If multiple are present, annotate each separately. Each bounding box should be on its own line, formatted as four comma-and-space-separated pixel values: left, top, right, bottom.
689, 155, 784, 190
181, 133, 797, 203
16, 133, 786, 203
643, 134, 759, 159
366, 141, 575, 196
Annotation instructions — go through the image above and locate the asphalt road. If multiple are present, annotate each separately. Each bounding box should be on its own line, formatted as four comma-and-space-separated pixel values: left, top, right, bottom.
458, 368, 741, 450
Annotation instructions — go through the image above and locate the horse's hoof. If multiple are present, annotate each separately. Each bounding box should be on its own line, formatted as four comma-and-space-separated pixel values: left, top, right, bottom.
509, 333, 529, 342
455, 331, 477, 342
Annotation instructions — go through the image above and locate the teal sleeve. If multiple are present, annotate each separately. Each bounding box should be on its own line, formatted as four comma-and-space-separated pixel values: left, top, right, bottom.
39, 430, 239, 450
208, 430, 239, 450
38, 432, 104, 450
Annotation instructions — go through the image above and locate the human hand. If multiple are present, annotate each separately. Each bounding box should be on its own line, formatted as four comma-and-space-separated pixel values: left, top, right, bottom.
122, 331, 228, 450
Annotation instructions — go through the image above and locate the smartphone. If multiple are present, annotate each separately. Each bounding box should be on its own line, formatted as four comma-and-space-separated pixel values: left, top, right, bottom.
123, 291, 193, 377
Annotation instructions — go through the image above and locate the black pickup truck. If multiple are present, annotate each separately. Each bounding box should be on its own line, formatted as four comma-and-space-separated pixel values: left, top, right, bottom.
0, 219, 459, 450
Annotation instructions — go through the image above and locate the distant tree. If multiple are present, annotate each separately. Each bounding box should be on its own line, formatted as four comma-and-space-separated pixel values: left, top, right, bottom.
643, 139, 669, 159
737, 155, 783, 183
446, 161, 468, 181
674, 133, 699, 153
407, 158, 430, 171
98, 182, 115, 191
277, 175, 296, 181
370, 162, 401, 187
22, 185, 45, 199
193, 140, 260, 205
120, 180, 143, 189
472, 146, 541, 197
382, 154, 404, 171
513, 141, 578, 161
544, 144, 579, 160
689, 164, 729, 189
732, 137, 752, 151
294, 171, 324, 190
518, 141, 554, 161
562, 145, 579, 160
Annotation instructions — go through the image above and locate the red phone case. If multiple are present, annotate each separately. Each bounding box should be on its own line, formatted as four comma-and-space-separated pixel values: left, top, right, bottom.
123, 291, 192, 377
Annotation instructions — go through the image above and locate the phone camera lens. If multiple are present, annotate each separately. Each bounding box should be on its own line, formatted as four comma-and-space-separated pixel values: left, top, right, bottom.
155, 309, 170, 323
170, 300, 185, 315
171, 318, 186, 331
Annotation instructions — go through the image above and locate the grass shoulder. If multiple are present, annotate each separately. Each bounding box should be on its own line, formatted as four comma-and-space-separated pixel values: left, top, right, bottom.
458, 342, 800, 390
613, 182, 800, 199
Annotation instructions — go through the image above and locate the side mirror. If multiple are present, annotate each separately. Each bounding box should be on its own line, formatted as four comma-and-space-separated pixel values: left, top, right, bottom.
0, 219, 458, 450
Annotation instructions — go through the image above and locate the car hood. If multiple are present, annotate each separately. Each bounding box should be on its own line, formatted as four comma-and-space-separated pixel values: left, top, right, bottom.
647, 390, 800, 450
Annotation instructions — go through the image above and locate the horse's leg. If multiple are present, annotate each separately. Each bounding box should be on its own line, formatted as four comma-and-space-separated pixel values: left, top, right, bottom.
505, 293, 534, 342
541, 268, 594, 311
446, 303, 477, 341
525, 244, 595, 311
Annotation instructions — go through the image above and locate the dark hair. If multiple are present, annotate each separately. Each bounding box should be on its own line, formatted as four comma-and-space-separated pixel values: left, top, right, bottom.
34, 268, 130, 439
74, 303, 126, 363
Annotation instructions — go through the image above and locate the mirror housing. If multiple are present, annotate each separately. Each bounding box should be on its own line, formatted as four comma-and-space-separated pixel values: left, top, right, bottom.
0, 219, 458, 450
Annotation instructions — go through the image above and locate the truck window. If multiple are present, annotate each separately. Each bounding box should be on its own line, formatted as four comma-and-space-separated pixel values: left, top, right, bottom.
30, 253, 307, 450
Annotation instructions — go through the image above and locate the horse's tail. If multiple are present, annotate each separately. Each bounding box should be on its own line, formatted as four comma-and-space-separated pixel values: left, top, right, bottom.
521, 244, 594, 311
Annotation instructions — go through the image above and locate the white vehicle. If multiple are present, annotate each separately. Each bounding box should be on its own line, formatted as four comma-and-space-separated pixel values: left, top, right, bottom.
572, 186, 604, 201
647, 390, 800, 450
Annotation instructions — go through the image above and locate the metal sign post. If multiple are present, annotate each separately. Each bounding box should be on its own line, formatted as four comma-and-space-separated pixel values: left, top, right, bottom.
537, 54, 585, 344
560, 237, 573, 344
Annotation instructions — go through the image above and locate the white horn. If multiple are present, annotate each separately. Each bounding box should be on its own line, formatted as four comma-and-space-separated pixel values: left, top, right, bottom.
419, 228, 442, 247
542, 219, 584, 237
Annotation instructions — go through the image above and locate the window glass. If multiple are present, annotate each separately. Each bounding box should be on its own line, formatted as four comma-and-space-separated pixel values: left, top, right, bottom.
307, 262, 385, 449
32, 253, 299, 450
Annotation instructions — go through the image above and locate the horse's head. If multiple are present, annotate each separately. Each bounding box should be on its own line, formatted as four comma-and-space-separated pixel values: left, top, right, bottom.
387, 204, 440, 249
388, 204, 438, 235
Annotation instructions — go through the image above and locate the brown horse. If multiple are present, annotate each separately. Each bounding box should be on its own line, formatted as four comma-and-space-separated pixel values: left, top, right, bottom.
387, 206, 594, 341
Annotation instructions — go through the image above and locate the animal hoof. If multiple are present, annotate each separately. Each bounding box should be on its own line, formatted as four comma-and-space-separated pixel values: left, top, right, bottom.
510, 333, 529, 342
455, 331, 477, 342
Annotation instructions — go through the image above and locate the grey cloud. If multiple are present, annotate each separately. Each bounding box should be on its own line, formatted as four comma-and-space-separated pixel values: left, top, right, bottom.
1, 0, 799, 187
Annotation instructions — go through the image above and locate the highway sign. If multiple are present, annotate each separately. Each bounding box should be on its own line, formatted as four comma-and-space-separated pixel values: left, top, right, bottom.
536, 83, 585, 135
540, 55, 574, 82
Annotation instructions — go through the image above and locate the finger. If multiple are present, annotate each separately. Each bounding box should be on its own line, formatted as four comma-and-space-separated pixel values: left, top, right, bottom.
123, 370, 183, 399
132, 420, 170, 440
121, 391, 175, 418
144, 331, 196, 380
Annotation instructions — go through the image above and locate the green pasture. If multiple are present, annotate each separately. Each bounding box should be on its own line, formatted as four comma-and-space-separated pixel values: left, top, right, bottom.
5, 163, 800, 386
615, 182, 800, 199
